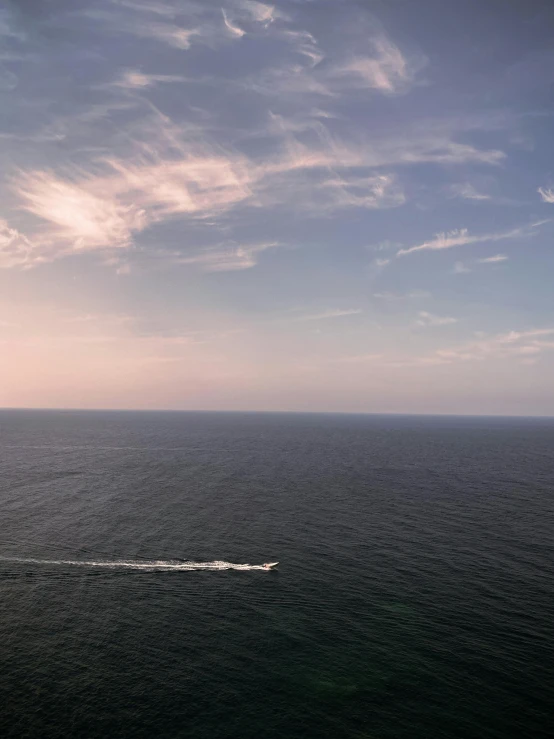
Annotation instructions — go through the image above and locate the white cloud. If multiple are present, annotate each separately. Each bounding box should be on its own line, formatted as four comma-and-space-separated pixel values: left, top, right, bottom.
254, 126, 408, 210
453, 261, 471, 274
477, 254, 508, 263
430, 328, 554, 363
240, 22, 421, 99
0, 219, 39, 269
385, 328, 554, 369
0, 12, 24, 41
264, 119, 505, 174
532, 340, 554, 350
374, 258, 391, 268
334, 36, 414, 93
400, 228, 488, 256
368, 240, 401, 253
85, 6, 203, 48
398, 222, 540, 257
111, 70, 187, 89
239, 1, 278, 26
107, 153, 253, 218
13, 116, 255, 259
416, 311, 458, 327
246, 62, 335, 98
221, 0, 281, 38
0, 65, 17, 91
108, 0, 179, 16
317, 173, 405, 211
291, 308, 363, 322
135, 22, 199, 48
222, 9, 245, 38
16, 171, 148, 252
538, 187, 554, 203
173, 242, 280, 271
450, 183, 490, 200
513, 345, 542, 355
93, 0, 281, 52
373, 290, 431, 299
11, 115, 410, 265
496, 328, 554, 344
283, 30, 324, 67
454, 254, 508, 273
2, 2, 518, 274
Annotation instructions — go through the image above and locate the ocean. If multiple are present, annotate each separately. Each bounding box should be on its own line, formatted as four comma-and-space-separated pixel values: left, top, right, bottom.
0, 410, 553, 738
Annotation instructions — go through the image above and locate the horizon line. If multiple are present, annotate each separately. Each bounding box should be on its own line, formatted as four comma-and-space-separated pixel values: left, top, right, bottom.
1, 407, 553, 420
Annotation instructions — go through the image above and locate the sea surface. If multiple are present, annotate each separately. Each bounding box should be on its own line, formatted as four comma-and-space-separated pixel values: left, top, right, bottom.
0, 410, 553, 739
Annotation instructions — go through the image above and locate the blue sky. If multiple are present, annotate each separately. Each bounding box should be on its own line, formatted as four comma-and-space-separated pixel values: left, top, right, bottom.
1, 0, 553, 414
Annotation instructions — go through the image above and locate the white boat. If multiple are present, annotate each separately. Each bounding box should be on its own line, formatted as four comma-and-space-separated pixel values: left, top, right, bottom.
263, 562, 279, 570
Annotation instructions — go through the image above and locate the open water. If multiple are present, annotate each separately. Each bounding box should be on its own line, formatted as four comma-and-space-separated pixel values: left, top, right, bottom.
0, 410, 553, 738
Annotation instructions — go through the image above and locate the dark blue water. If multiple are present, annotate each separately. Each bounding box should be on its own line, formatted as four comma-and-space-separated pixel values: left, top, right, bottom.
0, 410, 553, 738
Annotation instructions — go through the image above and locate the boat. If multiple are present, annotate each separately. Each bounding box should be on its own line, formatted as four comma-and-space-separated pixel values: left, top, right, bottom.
263, 562, 279, 570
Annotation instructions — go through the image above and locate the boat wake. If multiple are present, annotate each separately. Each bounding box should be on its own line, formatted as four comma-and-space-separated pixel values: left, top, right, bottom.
0, 556, 276, 572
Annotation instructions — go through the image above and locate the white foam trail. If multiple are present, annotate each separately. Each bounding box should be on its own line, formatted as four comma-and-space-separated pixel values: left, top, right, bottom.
0, 557, 271, 571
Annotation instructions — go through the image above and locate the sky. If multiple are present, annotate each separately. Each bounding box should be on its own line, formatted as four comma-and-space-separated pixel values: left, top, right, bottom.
1, 0, 554, 415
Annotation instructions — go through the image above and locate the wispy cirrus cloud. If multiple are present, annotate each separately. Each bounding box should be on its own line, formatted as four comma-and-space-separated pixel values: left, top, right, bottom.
290, 308, 363, 322
84, 7, 200, 47
416, 311, 457, 327
16, 171, 149, 253
132, 22, 200, 48
538, 187, 554, 203
108, 241, 282, 274
274, 118, 505, 171
0, 0, 533, 279
454, 253, 508, 273
0, 66, 17, 91
398, 222, 543, 257
222, 9, 245, 37
109, 69, 187, 89
319, 327, 554, 371
373, 258, 391, 269
282, 30, 324, 67
0, 9, 24, 41
453, 261, 471, 274
1, 99, 138, 144
107, 0, 180, 17
0, 218, 39, 269
225, 0, 281, 31
333, 35, 416, 93
477, 254, 508, 264
384, 328, 554, 369
431, 328, 554, 363
85, 0, 212, 44
258, 115, 504, 210
242, 1, 278, 25
172, 242, 280, 271
12, 112, 255, 259
374, 290, 431, 299
95, 0, 280, 50
237, 10, 420, 98
10, 125, 407, 264
318, 174, 405, 210
260, 169, 405, 213
450, 183, 490, 201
